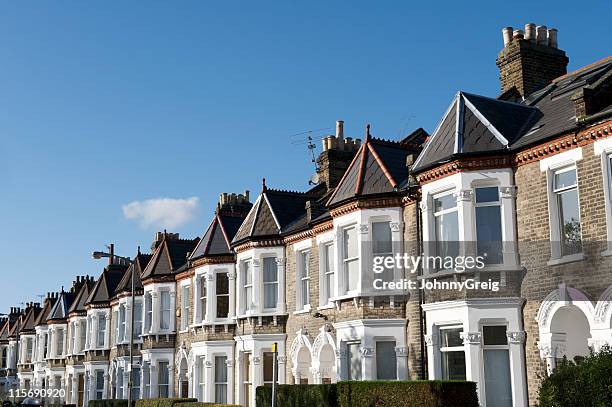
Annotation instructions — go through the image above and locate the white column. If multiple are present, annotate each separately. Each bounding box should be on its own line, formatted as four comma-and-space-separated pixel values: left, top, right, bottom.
104, 315, 111, 349
253, 258, 262, 314
461, 331, 482, 401
125, 300, 133, 342
169, 292, 177, 332
205, 358, 213, 402
251, 354, 261, 407
226, 352, 235, 404
390, 222, 403, 281
228, 271, 237, 319
358, 223, 369, 293
456, 189, 475, 256
334, 347, 345, 382
500, 186, 519, 267
168, 363, 175, 397
205, 273, 215, 323
276, 258, 286, 313
507, 331, 528, 407
194, 275, 201, 323
71, 375, 78, 404
360, 343, 374, 380
395, 346, 409, 380
424, 333, 438, 379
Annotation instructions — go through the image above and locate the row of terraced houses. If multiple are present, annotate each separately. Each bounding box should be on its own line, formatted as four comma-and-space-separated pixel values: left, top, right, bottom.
1, 24, 612, 407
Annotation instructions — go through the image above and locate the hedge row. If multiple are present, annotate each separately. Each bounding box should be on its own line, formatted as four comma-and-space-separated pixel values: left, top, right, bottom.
91, 399, 238, 407
134, 398, 197, 407
256, 381, 479, 407
89, 400, 130, 407
175, 402, 241, 407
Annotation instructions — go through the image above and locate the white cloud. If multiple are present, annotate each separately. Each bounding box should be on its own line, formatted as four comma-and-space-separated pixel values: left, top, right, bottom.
122, 197, 199, 229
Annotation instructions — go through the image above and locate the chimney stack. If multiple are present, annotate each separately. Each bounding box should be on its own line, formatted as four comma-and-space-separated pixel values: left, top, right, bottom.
496, 23, 568, 98
317, 120, 361, 191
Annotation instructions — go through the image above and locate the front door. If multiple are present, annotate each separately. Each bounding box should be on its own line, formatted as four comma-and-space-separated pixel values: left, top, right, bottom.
77, 374, 84, 407
180, 380, 189, 398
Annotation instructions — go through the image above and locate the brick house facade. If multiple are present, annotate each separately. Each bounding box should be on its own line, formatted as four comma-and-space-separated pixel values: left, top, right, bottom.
2, 23, 611, 407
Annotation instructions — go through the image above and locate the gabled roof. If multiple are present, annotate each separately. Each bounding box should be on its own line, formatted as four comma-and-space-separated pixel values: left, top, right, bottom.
18, 305, 41, 334
0, 319, 9, 341
190, 210, 248, 260
327, 130, 420, 206
68, 279, 95, 315
47, 290, 77, 322
86, 265, 128, 306
114, 252, 151, 295
412, 92, 536, 172
232, 184, 314, 245
34, 296, 57, 326
141, 235, 199, 280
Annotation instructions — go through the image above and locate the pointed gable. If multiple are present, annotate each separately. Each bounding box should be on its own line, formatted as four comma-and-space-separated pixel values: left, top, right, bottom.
412, 92, 537, 172
141, 235, 198, 281
327, 131, 417, 207
34, 296, 57, 326
18, 305, 41, 334
68, 279, 94, 315
47, 291, 74, 322
114, 252, 151, 296
232, 184, 312, 245
190, 213, 242, 259
86, 265, 128, 306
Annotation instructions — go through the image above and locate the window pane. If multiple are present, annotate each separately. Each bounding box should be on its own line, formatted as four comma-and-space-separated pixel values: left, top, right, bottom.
161, 291, 170, 329
346, 343, 361, 380
441, 350, 466, 380
440, 328, 463, 348
475, 187, 499, 203
263, 258, 277, 282
346, 259, 359, 291
554, 169, 577, 189
434, 193, 456, 212
435, 211, 459, 258
263, 352, 274, 383
325, 244, 334, 272
558, 189, 582, 255
484, 349, 512, 407
343, 227, 358, 259
476, 205, 503, 264
483, 326, 508, 346
372, 222, 392, 254
376, 341, 397, 380
217, 273, 229, 295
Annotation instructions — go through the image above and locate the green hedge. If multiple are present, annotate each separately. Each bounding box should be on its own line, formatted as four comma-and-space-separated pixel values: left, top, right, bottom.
88, 400, 130, 407
538, 346, 612, 407
175, 402, 241, 407
256, 384, 337, 407
256, 381, 478, 407
134, 399, 197, 407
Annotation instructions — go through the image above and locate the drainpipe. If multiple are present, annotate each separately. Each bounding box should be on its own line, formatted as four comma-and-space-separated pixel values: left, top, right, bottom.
415, 197, 427, 380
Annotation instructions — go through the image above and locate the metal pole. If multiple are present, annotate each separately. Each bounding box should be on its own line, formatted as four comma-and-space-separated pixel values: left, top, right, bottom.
127, 261, 135, 406
271, 342, 277, 407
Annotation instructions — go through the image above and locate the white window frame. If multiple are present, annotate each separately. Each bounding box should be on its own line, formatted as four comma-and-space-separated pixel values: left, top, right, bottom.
296, 250, 311, 312
481, 324, 513, 407
97, 314, 106, 348
438, 325, 466, 381
342, 225, 359, 295
595, 139, 612, 254
241, 260, 253, 314
319, 241, 335, 307
199, 275, 207, 323
160, 290, 171, 331
215, 271, 230, 320
181, 285, 190, 330
473, 185, 503, 265
262, 257, 278, 312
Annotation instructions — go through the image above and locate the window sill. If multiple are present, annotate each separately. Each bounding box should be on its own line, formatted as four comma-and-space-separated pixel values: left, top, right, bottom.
317, 304, 335, 311
547, 253, 584, 266
293, 306, 311, 315
601, 249, 612, 257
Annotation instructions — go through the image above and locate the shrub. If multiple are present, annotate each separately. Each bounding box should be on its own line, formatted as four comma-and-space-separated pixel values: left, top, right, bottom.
256, 381, 478, 407
88, 400, 129, 407
175, 403, 241, 407
256, 384, 337, 407
135, 399, 197, 407
538, 346, 612, 407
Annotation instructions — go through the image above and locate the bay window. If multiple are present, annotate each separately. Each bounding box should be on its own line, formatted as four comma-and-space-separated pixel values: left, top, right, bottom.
263, 258, 278, 310
216, 272, 230, 319
322, 243, 335, 304
297, 251, 310, 310
342, 226, 359, 293
199, 276, 207, 322
439, 327, 466, 380
475, 187, 503, 264
160, 291, 171, 330
144, 293, 152, 334
181, 285, 190, 330
553, 166, 582, 256
133, 301, 142, 340
158, 361, 169, 398
242, 261, 253, 312
97, 314, 106, 348
214, 355, 228, 403
482, 325, 512, 407
433, 192, 459, 259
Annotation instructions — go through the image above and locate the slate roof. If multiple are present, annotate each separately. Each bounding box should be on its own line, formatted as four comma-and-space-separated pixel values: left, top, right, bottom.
34, 296, 57, 326
412, 57, 612, 172
190, 209, 250, 260
68, 279, 95, 315
18, 305, 41, 334
0, 319, 9, 341
327, 132, 420, 206
232, 185, 317, 245
141, 235, 199, 280
114, 252, 151, 295
85, 264, 128, 306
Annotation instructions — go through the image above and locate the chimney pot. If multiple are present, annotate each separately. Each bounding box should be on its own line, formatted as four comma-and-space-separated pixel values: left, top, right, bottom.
336, 120, 344, 140
502, 27, 513, 46
513, 29, 524, 40
536, 25, 548, 45
524, 23, 536, 42
548, 28, 558, 48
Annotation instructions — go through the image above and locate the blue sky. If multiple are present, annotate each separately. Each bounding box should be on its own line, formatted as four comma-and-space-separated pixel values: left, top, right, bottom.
0, 1, 609, 312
